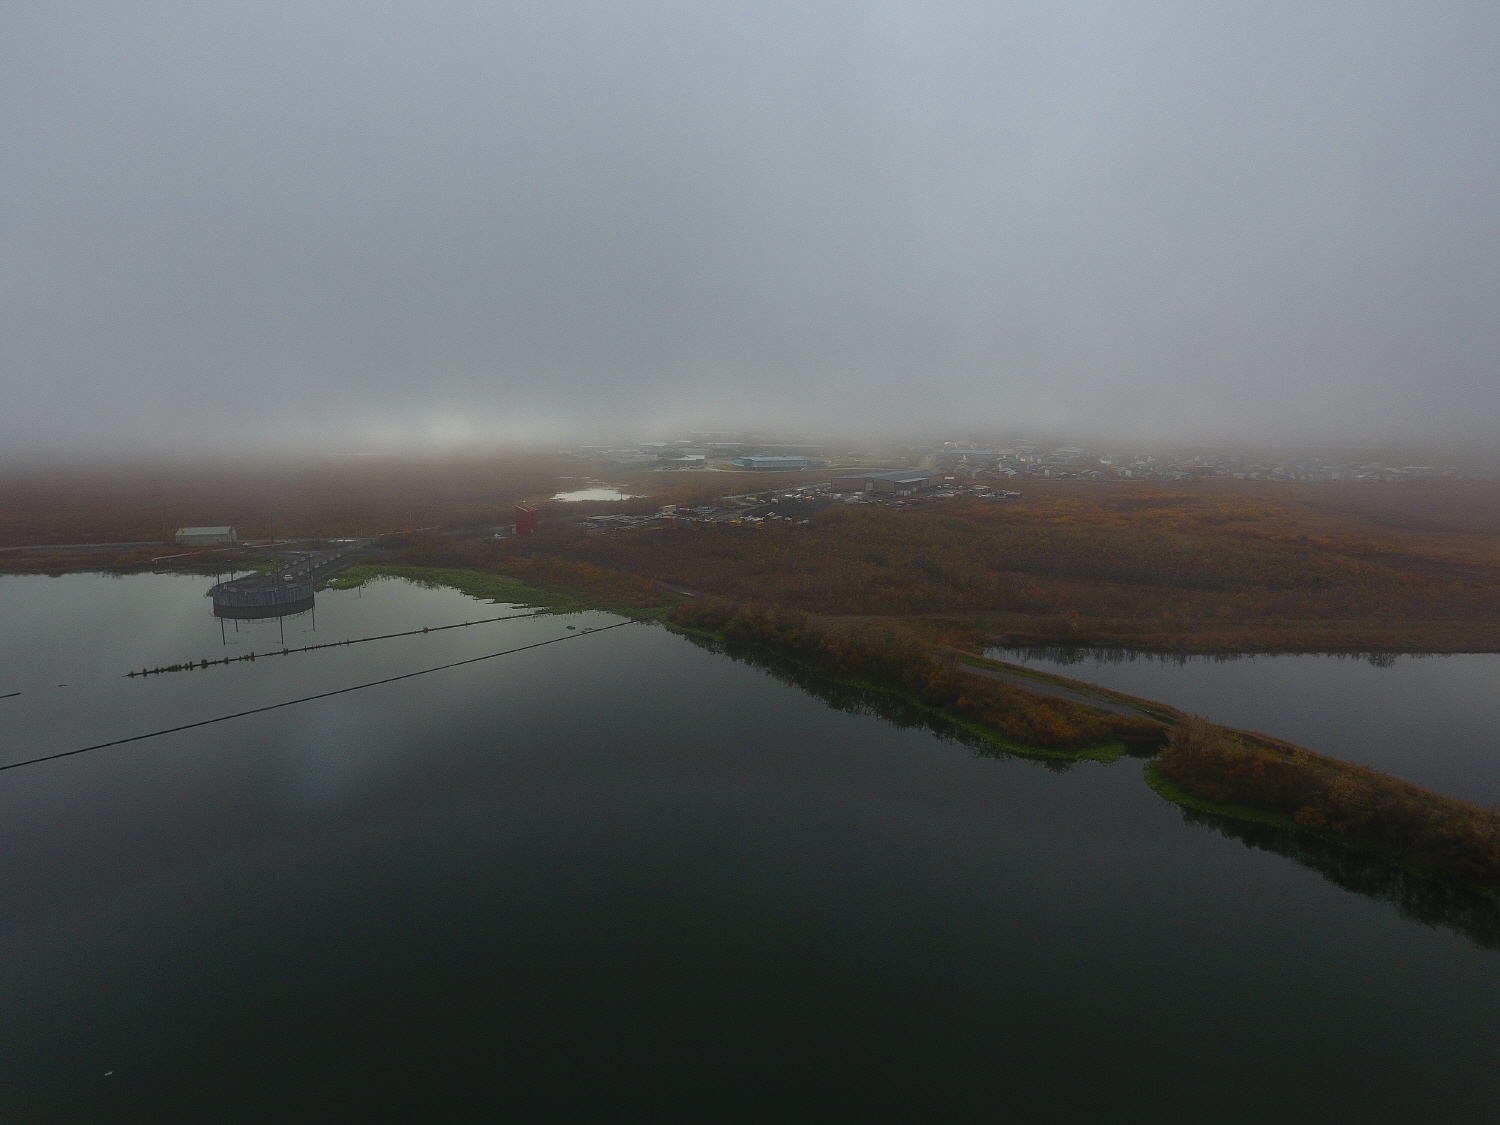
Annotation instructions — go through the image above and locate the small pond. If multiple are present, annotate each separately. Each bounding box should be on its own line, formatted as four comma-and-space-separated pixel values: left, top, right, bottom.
550, 486, 638, 501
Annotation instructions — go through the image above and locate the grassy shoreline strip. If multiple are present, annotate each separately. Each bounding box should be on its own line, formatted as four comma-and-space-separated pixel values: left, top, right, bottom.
327, 563, 675, 622
665, 599, 1162, 761
674, 628, 1130, 765
1142, 759, 1499, 896
324, 564, 575, 609
1144, 760, 1306, 832
1149, 722, 1500, 892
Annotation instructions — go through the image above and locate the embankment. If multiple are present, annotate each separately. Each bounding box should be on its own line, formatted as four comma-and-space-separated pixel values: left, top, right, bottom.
668, 599, 1165, 762
1147, 719, 1500, 894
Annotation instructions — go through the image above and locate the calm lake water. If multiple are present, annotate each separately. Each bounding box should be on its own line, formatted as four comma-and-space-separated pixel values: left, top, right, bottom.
991, 648, 1500, 806
2, 573, 1498, 1122
550, 487, 638, 501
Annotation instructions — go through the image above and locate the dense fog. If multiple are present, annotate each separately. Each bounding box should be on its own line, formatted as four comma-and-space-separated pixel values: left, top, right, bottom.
3, 1, 1498, 454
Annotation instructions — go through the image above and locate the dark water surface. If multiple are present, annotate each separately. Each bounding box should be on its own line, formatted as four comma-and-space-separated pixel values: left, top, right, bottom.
991, 647, 1500, 806
2, 574, 1497, 1122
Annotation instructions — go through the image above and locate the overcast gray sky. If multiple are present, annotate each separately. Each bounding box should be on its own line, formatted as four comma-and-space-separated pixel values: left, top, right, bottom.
3, 1, 1497, 454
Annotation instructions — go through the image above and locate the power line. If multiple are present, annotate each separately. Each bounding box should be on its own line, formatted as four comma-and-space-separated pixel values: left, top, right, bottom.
1, 620, 641, 775
128, 610, 549, 677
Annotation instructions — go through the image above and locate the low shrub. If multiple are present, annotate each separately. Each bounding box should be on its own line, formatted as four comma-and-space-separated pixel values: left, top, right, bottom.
671, 599, 1160, 751
1157, 719, 1500, 885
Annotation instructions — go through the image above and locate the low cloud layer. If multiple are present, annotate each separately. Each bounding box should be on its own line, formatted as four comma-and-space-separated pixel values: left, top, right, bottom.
3, 1, 1498, 454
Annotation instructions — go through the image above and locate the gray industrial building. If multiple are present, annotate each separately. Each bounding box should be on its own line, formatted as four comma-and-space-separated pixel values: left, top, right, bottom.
832, 470, 944, 494
730, 455, 810, 470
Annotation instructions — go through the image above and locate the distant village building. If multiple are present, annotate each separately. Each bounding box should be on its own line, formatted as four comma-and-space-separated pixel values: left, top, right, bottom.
577, 447, 663, 469
514, 503, 539, 536
174, 526, 237, 546
730, 455, 810, 471
934, 448, 1005, 469
831, 470, 944, 494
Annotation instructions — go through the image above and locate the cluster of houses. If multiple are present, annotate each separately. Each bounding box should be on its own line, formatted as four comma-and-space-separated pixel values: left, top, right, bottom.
578, 499, 816, 534
566, 443, 826, 472
933, 443, 1497, 484
564, 435, 1496, 487
572, 475, 1020, 536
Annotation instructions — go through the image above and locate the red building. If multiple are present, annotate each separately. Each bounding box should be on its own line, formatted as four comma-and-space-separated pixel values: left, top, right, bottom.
514, 503, 538, 536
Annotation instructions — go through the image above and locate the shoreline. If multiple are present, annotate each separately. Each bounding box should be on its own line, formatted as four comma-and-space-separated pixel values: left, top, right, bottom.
350, 565, 1500, 899
329, 565, 1153, 765
4, 552, 1498, 654
6, 562, 1497, 898
1143, 760, 1500, 901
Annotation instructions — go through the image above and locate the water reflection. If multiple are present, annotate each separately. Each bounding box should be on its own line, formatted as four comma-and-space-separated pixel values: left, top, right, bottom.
1180, 806, 1500, 950
4, 574, 1500, 1119
551, 487, 638, 501
213, 602, 315, 654
686, 633, 1088, 770
701, 633, 1500, 949
213, 600, 314, 621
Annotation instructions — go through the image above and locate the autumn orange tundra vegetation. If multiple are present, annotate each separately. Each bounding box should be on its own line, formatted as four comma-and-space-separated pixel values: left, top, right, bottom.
8, 458, 1497, 653
6, 456, 1500, 893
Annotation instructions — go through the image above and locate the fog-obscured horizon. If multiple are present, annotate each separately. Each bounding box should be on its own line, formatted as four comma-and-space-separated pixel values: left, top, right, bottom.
4, 2, 1498, 457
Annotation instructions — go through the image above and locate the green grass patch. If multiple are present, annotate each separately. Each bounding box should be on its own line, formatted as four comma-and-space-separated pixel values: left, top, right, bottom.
325, 564, 676, 622
324, 564, 584, 611
1143, 759, 1294, 830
